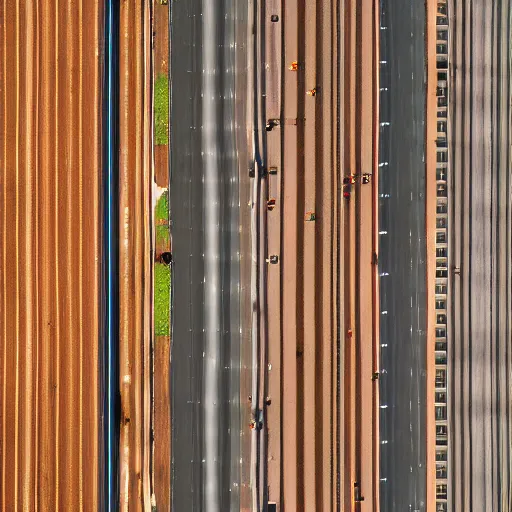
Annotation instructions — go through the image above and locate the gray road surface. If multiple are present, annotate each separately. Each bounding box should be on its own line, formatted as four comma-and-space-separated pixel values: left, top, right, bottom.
377, 0, 427, 510
448, 1, 512, 510
169, 1, 248, 509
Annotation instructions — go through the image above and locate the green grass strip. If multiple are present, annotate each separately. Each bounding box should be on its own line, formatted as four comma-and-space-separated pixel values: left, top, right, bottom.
155, 191, 170, 244
155, 190, 168, 222
154, 74, 169, 146
154, 262, 171, 336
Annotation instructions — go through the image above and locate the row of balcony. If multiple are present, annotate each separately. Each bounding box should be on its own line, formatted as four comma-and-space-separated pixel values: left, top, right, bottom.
435, 2, 449, 510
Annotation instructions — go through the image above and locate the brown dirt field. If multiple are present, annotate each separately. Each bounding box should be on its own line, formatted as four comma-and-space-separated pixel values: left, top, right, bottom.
266, 0, 380, 510
0, 1, 102, 510
118, 0, 152, 509
356, 0, 378, 508
264, 0, 283, 507
153, 2, 169, 77
278, 0, 300, 508
151, 2, 171, 511
425, 0, 437, 510
153, 335, 171, 511
154, 145, 168, 191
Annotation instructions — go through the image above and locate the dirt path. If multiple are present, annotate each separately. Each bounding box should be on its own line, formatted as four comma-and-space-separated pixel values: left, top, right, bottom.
0, 1, 103, 510
118, 0, 152, 509
152, 1, 171, 511
265, 0, 380, 509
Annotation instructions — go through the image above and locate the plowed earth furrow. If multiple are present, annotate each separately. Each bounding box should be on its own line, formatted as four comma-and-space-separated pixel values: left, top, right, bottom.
0, 1, 102, 510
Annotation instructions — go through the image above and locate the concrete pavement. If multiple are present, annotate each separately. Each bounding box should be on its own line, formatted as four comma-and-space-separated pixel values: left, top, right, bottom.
448, 0, 512, 510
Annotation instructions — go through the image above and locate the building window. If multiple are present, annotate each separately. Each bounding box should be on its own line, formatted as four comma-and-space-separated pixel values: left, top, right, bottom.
436, 406, 447, 421
436, 341, 447, 352
438, 109, 447, 118
437, 202, 448, 214
436, 503, 448, 512
436, 217, 447, 229
437, 314, 447, 325
438, 4, 448, 15
436, 138, 448, 149
437, 184, 447, 196
436, 391, 447, 404
436, 484, 448, 500
436, 299, 446, 310
436, 327, 447, 338
436, 247, 447, 258
437, 43, 448, 54
436, 464, 447, 479
436, 425, 448, 437
436, 168, 447, 181
437, 16, 448, 26
436, 284, 447, 295
436, 353, 447, 365
436, 231, 446, 243
437, 151, 448, 163
436, 369, 446, 387
436, 269, 448, 278
437, 59, 448, 70
437, 120, 447, 133
437, 31, 448, 41
436, 449, 448, 461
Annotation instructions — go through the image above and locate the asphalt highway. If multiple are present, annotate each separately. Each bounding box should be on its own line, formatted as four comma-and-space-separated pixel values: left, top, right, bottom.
448, 0, 512, 510
378, 0, 428, 510
169, 1, 247, 510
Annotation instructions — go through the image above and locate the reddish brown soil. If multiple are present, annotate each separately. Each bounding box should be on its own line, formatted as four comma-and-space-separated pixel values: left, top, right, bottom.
0, 1, 103, 510
151, 2, 171, 511
266, 0, 380, 510
118, 1, 153, 510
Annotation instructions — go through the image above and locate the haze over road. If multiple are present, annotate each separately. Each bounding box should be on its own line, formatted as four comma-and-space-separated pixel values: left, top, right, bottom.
169, 0, 248, 510
448, 0, 512, 510
378, 0, 427, 510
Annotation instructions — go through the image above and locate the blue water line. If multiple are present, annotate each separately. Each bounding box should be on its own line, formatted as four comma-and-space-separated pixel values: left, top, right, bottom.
104, 0, 119, 510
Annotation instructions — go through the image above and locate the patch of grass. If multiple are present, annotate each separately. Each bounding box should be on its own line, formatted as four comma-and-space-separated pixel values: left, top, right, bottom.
154, 74, 169, 145
156, 224, 170, 244
155, 191, 168, 222
155, 191, 170, 245
154, 262, 171, 336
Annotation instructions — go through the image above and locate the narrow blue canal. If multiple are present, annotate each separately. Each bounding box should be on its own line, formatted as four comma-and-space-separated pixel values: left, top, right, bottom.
103, 1, 119, 510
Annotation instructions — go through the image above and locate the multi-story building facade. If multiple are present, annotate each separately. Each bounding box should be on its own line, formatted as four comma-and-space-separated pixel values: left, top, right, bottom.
434, 1, 449, 510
